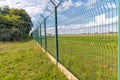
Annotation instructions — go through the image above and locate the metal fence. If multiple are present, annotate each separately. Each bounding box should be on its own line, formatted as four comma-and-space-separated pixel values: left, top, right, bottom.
33, 0, 119, 80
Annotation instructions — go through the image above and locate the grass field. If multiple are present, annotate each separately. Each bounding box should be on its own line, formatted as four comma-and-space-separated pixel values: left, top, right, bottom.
46, 34, 118, 80
0, 40, 67, 80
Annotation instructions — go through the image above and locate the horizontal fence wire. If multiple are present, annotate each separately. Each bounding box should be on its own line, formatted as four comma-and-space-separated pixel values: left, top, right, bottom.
33, 0, 118, 80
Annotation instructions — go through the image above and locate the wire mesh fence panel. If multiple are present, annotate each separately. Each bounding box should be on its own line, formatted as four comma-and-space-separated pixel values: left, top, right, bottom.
46, 12, 56, 58
33, 27, 39, 42
33, 0, 118, 80
57, 0, 118, 80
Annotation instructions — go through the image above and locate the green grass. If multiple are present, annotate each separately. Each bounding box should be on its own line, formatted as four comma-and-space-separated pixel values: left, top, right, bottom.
0, 40, 67, 80
46, 34, 118, 80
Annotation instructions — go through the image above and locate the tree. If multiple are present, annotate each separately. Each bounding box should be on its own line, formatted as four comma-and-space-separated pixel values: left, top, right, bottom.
0, 6, 33, 41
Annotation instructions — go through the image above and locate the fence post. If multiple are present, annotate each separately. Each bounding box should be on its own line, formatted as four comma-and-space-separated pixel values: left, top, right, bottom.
39, 24, 42, 46
55, 6, 59, 63
50, 0, 59, 64
44, 19, 47, 51
41, 15, 47, 51
118, 0, 120, 79
50, 0, 63, 64
37, 27, 39, 43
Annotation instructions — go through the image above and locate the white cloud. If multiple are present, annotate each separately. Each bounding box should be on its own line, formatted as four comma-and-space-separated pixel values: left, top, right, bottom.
106, 2, 117, 9
85, 0, 98, 9
0, 0, 48, 21
58, 0, 83, 12
74, 1, 83, 7
87, 0, 98, 6
46, 14, 118, 35
94, 14, 118, 26
62, 0, 73, 10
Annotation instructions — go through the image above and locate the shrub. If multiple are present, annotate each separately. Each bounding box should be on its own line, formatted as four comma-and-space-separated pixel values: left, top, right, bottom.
0, 28, 11, 41
0, 27, 22, 41
10, 27, 22, 41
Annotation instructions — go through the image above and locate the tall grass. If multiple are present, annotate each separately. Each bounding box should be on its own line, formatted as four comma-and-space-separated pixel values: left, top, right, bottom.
46, 34, 118, 80
0, 40, 67, 80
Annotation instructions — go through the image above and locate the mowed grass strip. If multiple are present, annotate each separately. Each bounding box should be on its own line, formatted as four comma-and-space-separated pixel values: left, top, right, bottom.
0, 40, 67, 80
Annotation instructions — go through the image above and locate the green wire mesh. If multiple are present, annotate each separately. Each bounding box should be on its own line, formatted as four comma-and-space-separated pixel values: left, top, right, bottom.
33, 0, 118, 79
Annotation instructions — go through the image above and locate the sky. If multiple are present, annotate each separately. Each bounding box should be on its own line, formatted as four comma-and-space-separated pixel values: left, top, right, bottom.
45, 0, 118, 34
0, 0, 118, 34
0, 0, 48, 22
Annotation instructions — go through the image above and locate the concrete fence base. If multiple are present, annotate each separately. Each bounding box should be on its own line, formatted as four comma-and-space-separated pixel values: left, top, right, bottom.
36, 42, 79, 80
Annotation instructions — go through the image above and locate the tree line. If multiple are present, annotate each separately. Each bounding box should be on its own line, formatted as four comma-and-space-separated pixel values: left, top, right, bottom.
0, 6, 33, 41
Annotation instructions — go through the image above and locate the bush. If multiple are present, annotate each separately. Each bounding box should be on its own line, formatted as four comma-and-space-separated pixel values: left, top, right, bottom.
0, 28, 11, 41
10, 27, 22, 41
0, 27, 22, 41
0, 6, 33, 41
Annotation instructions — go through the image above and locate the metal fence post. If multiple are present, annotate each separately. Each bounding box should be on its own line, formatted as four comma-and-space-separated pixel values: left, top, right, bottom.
39, 24, 42, 46
55, 6, 59, 63
37, 27, 39, 43
50, 0, 58, 64
50, 0, 63, 64
41, 15, 47, 51
44, 19, 47, 51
